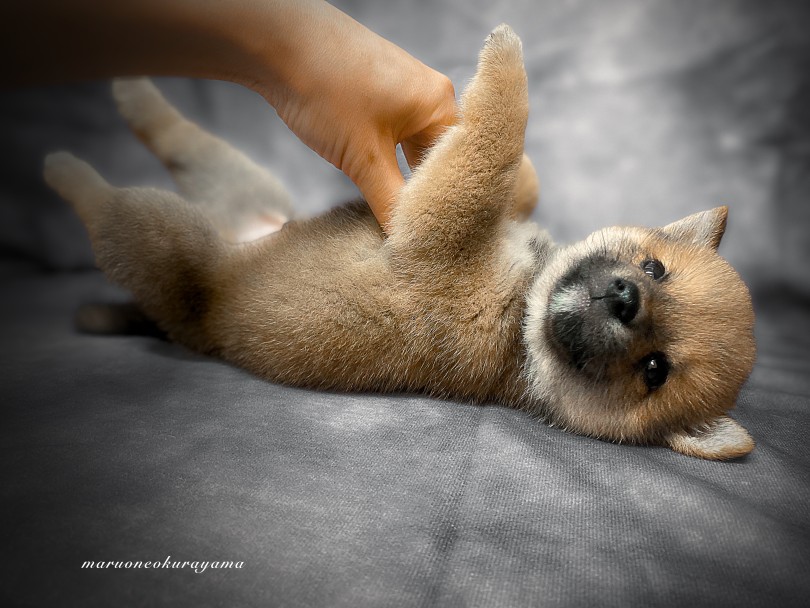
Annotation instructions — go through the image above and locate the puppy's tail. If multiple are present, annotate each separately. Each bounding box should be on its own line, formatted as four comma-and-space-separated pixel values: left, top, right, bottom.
44, 152, 224, 351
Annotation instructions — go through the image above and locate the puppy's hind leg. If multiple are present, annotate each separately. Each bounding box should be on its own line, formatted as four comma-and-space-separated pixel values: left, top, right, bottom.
44, 152, 223, 351
113, 77, 292, 242
44, 152, 114, 231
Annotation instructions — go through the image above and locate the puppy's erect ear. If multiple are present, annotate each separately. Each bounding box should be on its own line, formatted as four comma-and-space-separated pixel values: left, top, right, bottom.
660, 206, 728, 250
666, 415, 754, 460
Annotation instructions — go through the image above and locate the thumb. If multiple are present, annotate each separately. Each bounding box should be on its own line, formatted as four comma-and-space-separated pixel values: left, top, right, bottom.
401, 120, 453, 171
353, 145, 404, 235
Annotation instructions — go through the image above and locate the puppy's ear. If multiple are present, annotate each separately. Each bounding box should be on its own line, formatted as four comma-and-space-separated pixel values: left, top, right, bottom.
666, 415, 754, 460
660, 206, 727, 250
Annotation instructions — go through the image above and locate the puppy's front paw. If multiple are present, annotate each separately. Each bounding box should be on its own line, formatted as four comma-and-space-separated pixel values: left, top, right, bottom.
473, 24, 525, 98
459, 24, 528, 161
483, 23, 524, 65
512, 153, 540, 220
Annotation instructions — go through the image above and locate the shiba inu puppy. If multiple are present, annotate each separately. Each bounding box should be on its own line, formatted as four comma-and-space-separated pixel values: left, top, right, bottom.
44, 26, 756, 459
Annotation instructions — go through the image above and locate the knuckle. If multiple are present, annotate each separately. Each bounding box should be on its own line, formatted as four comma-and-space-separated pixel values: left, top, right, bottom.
430, 75, 457, 126
438, 74, 456, 100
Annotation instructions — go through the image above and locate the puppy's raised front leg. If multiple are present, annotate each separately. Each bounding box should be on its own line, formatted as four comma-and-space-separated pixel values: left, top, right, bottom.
114, 78, 292, 242
388, 25, 530, 269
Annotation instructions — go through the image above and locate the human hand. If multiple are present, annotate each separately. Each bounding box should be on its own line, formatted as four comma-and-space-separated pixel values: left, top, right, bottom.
4, 0, 457, 231
252, 2, 457, 232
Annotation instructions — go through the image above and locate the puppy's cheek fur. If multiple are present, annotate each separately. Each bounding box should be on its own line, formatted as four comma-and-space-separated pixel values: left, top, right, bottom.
522, 227, 756, 451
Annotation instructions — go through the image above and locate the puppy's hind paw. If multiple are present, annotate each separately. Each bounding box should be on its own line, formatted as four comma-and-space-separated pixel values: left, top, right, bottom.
44, 152, 112, 224
113, 77, 181, 138
76, 302, 164, 337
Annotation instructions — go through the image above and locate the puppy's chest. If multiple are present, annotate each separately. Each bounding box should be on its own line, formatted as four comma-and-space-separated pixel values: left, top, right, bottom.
391, 276, 529, 401
389, 227, 547, 401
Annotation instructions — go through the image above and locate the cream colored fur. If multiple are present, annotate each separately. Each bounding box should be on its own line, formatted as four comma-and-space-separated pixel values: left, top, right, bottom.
44, 26, 756, 460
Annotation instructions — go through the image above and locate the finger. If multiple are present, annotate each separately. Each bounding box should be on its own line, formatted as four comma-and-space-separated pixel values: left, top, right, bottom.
401, 125, 440, 170
354, 146, 404, 235
401, 113, 456, 169
401, 86, 458, 169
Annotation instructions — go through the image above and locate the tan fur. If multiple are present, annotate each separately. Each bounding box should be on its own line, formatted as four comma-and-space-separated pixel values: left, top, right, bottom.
44, 26, 757, 460
524, 219, 756, 453
512, 153, 540, 221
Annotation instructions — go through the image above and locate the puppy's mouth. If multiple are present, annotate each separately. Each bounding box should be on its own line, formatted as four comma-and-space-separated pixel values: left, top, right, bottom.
547, 260, 647, 375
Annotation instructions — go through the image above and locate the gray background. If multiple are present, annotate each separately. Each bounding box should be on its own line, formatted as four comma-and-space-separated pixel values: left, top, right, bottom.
2, 0, 809, 296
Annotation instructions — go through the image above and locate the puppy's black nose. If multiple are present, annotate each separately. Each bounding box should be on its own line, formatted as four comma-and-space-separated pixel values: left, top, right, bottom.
604, 278, 640, 324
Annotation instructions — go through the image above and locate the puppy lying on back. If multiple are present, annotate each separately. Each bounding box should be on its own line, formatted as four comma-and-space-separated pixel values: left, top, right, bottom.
45, 26, 756, 460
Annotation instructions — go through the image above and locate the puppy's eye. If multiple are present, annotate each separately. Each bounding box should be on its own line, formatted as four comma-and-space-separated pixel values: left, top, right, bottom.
641, 352, 669, 390
641, 259, 665, 280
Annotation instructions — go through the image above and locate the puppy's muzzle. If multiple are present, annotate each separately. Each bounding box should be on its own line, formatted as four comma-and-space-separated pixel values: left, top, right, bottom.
547, 259, 648, 372
595, 277, 640, 324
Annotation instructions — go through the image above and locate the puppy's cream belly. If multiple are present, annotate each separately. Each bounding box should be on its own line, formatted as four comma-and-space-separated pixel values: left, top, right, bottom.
231, 213, 288, 243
